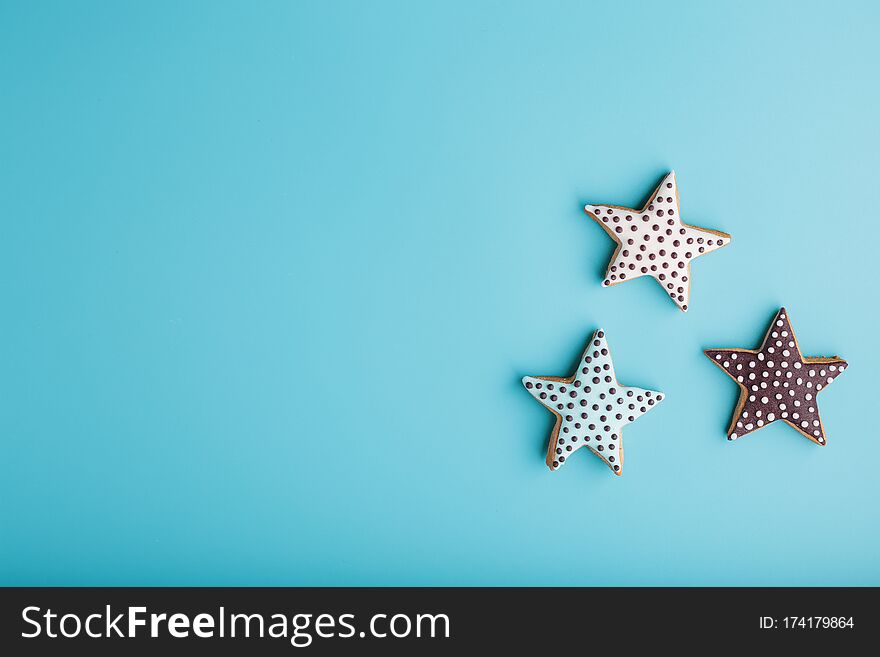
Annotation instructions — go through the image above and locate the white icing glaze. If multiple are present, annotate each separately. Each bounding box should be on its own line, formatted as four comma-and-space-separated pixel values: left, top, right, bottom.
585, 172, 731, 312
706, 308, 848, 445
523, 329, 664, 475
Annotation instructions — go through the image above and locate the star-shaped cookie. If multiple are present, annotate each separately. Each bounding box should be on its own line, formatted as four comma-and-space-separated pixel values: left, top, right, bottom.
522, 329, 664, 475
584, 171, 730, 311
705, 307, 847, 445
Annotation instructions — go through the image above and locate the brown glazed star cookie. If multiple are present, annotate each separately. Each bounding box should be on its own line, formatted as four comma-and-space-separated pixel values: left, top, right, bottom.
705, 307, 847, 444
584, 171, 731, 311
523, 329, 664, 475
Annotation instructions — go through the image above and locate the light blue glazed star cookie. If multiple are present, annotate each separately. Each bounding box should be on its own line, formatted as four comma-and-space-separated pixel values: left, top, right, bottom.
523, 329, 664, 475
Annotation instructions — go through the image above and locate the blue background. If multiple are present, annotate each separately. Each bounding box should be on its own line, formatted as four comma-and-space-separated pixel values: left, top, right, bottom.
1, 0, 878, 586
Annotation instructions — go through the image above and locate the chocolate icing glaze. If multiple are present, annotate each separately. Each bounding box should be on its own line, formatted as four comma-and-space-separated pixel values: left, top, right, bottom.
705, 307, 847, 445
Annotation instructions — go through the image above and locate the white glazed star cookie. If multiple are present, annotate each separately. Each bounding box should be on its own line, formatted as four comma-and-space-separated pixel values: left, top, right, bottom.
522, 329, 664, 475
585, 172, 730, 311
